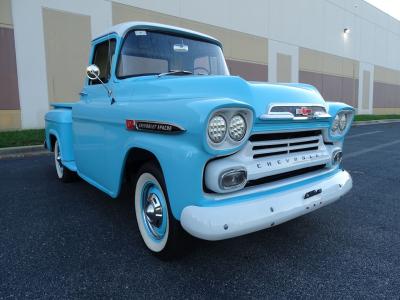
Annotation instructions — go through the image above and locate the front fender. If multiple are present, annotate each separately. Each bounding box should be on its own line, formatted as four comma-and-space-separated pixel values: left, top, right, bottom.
117, 134, 212, 220
117, 98, 254, 218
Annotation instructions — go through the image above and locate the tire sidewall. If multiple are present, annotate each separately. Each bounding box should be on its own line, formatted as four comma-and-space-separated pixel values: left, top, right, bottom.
135, 171, 170, 253
54, 140, 64, 179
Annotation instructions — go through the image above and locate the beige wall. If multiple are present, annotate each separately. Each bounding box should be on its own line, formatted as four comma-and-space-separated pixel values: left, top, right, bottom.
0, 0, 21, 130
299, 47, 359, 107
112, 2, 267, 66
374, 66, 400, 85
373, 108, 400, 114
373, 65, 400, 109
0, 110, 21, 130
0, 0, 12, 27
300, 48, 358, 79
277, 53, 291, 82
42, 8, 91, 103
362, 71, 371, 110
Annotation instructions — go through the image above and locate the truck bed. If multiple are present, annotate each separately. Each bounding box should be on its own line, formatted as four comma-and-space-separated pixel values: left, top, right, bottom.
50, 102, 75, 109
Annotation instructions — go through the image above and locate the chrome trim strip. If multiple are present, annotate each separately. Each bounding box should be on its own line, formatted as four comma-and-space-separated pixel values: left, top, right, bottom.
259, 103, 331, 121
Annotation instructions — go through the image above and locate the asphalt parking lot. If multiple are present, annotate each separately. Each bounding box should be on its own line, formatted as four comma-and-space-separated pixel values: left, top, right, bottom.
1, 123, 399, 298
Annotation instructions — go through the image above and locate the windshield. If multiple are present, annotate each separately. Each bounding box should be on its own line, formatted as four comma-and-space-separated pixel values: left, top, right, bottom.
117, 30, 229, 78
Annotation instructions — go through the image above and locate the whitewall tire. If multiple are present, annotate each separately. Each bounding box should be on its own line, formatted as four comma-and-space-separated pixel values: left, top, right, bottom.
135, 172, 169, 252
133, 162, 188, 259
54, 140, 75, 182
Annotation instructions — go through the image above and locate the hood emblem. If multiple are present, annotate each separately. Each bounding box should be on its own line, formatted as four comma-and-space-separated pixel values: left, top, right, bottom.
296, 107, 313, 116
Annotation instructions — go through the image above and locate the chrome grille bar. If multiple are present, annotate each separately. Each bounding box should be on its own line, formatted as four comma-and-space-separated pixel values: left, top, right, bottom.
250, 130, 322, 159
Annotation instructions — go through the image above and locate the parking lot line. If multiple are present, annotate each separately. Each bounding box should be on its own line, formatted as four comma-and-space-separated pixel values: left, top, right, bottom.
347, 130, 383, 139
344, 139, 400, 159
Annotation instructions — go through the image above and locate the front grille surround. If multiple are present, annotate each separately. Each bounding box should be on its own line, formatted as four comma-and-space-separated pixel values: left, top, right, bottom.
204, 129, 334, 195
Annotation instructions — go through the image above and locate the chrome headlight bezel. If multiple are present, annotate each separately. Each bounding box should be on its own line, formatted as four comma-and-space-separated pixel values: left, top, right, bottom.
330, 110, 353, 137
206, 108, 253, 150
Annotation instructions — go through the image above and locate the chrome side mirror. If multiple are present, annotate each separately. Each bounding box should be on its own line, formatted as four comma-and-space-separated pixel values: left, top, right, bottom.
86, 64, 100, 80
85, 64, 115, 104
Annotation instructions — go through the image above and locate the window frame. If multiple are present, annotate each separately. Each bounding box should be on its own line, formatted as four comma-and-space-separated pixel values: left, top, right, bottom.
88, 37, 117, 85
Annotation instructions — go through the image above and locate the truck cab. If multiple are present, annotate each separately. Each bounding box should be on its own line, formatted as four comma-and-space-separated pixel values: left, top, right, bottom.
45, 22, 353, 258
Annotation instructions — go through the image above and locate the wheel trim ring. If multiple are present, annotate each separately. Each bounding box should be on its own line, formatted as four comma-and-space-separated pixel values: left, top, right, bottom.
140, 182, 168, 241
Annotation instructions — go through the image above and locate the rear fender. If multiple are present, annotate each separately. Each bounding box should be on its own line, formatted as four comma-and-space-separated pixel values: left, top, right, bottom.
45, 109, 74, 162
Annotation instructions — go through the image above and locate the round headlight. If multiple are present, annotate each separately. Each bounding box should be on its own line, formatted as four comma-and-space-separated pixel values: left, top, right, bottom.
339, 113, 347, 131
208, 115, 227, 143
229, 115, 247, 141
331, 115, 340, 133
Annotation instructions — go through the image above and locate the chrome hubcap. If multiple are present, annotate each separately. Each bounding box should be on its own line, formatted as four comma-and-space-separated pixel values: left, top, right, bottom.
144, 193, 163, 228
56, 154, 62, 166
141, 183, 167, 241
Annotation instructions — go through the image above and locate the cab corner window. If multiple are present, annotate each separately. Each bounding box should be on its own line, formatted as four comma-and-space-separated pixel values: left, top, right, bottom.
90, 39, 116, 85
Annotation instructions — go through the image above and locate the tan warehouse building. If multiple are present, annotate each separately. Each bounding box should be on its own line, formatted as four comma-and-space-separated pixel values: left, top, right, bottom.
1, 0, 400, 130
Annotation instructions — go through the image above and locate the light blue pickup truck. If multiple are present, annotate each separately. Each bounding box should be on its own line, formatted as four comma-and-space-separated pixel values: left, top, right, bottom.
45, 22, 353, 258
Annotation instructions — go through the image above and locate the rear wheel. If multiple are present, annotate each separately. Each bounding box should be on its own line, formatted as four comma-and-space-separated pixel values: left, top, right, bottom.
133, 162, 187, 259
54, 140, 75, 182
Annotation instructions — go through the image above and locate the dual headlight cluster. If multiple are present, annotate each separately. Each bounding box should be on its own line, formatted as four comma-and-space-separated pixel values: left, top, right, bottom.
330, 111, 353, 136
208, 114, 247, 143
207, 108, 253, 150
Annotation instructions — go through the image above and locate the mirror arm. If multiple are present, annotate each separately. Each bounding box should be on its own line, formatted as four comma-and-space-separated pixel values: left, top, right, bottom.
86, 65, 116, 105
92, 73, 115, 105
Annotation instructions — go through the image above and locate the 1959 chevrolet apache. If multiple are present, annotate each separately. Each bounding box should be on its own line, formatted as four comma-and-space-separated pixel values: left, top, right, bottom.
45, 22, 353, 258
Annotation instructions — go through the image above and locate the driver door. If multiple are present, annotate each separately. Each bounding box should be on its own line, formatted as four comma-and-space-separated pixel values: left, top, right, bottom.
73, 37, 116, 190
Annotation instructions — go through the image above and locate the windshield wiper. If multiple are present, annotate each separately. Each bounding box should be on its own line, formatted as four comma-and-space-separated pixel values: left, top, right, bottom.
158, 70, 193, 77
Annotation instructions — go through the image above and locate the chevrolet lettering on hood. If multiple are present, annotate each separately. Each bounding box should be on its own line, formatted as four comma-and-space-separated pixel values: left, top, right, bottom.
256, 152, 327, 169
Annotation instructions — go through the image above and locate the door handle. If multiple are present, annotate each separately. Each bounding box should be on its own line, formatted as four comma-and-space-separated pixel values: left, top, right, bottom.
79, 91, 88, 96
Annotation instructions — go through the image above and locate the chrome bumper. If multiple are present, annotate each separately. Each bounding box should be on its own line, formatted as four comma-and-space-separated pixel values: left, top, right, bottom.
181, 170, 352, 241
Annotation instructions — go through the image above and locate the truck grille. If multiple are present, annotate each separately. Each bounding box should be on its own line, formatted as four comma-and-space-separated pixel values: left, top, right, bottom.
249, 130, 322, 159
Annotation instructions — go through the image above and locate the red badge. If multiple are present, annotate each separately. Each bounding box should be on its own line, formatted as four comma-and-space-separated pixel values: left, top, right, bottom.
296, 107, 312, 116
126, 120, 136, 130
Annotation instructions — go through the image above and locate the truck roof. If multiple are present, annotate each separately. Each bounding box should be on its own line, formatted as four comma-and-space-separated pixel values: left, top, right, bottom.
93, 21, 222, 47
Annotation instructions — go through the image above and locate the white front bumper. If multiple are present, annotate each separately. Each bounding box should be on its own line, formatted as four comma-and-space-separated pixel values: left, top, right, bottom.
181, 170, 352, 241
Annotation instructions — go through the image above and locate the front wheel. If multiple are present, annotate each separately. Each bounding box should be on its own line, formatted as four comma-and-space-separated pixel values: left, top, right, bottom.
134, 163, 187, 259
54, 140, 75, 182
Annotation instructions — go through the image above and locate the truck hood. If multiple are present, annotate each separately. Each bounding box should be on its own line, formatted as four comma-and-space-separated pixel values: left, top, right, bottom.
116, 75, 326, 120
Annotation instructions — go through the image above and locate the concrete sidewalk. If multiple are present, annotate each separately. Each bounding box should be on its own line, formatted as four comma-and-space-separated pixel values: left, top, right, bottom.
0, 144, 50, 159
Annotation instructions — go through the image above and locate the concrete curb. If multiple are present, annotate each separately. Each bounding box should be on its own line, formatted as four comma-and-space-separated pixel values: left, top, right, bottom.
352, 119, 400, 126
0, 145, 50, 159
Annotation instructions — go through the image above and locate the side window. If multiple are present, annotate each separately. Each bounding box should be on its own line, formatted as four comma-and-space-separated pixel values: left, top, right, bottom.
90, 39, 116, 85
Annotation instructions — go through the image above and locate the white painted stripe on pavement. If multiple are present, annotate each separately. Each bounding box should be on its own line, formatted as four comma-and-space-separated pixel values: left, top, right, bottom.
344, 139, 400, 159
347, 131, 383, 139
